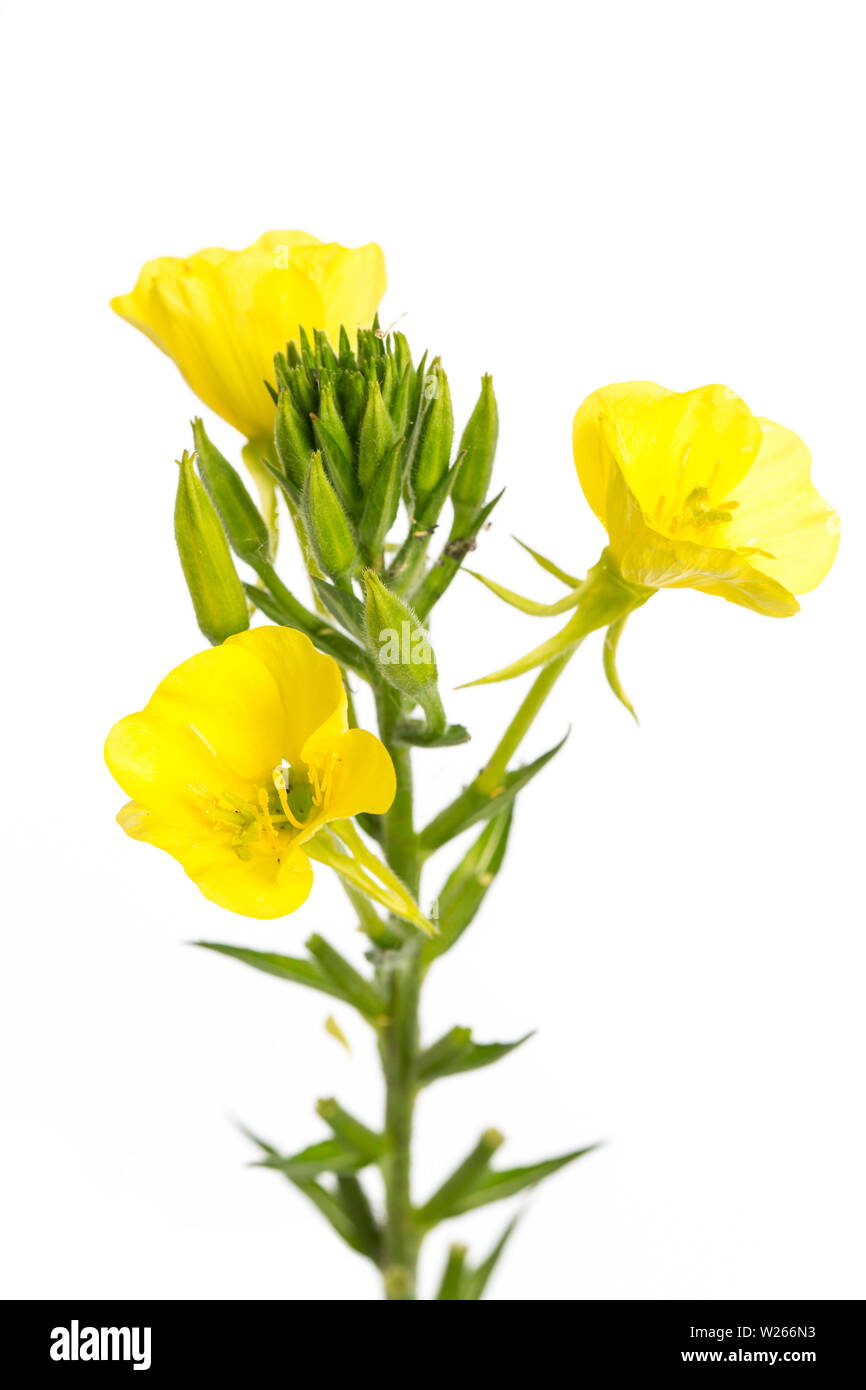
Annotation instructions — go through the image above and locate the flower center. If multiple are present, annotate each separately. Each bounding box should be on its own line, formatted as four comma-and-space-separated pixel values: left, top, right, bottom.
193, 755, 338, 862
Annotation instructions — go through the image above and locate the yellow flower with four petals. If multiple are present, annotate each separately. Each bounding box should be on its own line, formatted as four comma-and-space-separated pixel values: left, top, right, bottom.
111, 230, 386, 443
104, 627, 396, 919
573, 381, 839, 617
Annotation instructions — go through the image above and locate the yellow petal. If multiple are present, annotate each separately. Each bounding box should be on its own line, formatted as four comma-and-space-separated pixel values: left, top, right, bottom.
715, 418, 840, 594
574, 382, 761, 531
316, 728, 397, 819
604, 458, 800, 617
105, 643, 286, 812
118, 802, 314, 918
224, 626, 347, 768
111, 231, 386, 439
573, 381, 671, 524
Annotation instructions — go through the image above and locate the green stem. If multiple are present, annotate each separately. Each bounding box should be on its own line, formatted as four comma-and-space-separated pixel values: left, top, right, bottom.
477, 648, 576, 794
478, 551, 653, 793
375, 685, 424, 1299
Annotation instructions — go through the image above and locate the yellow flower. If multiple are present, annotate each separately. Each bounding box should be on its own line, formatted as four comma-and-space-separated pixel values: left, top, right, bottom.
111, 231, 386, 442
573, 382, 839, 616
104, 627, 395, 919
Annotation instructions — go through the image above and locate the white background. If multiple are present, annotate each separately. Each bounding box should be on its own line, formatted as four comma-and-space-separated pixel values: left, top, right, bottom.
2, 0, 863, 1302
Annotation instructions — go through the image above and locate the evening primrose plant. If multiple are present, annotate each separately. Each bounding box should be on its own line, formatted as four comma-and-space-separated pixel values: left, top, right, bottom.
106, 232, 839, 1301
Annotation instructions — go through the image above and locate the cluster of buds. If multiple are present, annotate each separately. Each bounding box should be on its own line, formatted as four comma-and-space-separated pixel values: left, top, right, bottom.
173, 321, 500, 740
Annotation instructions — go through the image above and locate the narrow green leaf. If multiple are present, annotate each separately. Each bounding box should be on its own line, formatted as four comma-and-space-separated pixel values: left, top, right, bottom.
192, 942, 349, 1003
243, 1126, 374, 1260
417, 1027, 534, 1085
316, 1099, 386, 1160
464, 1216, 521, 1299
436, 1243, 469, 1300
419, 735, 567, 853
413, 487, 505, 621
306, 934, 388, 1021
336, 1175, 382, 1264
312, 577, 366, 640
418, 1130, 504, 1227
257, 1137, 369, 1180
450, 1146, 598, 1215
423, 808, 514, 959
289, 1177, 371, 1257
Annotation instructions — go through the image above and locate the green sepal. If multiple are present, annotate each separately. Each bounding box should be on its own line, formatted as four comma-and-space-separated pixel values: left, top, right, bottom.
512, 535, 581, 588
417, 1129, 505, 1227
603, 614, 638, 722
173, 452, 249, 645
422, 807, 513, 958
416, 1026, 534, 1085
418, 735, 567, 854
192, 418, 271, 567
256, 1137, 369, 1180
465, 569, 584, 616
436, 1244, 469, 1300
311, 577, 366, 641
306, 934, 388, 1021
192, 941, 349, 1002
448, 1146, 598, 1216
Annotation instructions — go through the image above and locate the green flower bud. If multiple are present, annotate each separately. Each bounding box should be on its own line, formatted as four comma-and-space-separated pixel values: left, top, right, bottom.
452, 374, 498, 521
358, 376, 396, 489
314, 328, 338, 372
359, 437, 404, 559
364, 572, 445, 734
274, 389, 313, 491
312, 378, 361, 514
412, 360, 453, 503
393, 331, 413, 379
337, 369, 367, 443
191, 418, 270, 567
174, 451, 249, 645
303, 451, 359, 584
389, 363, 413, 435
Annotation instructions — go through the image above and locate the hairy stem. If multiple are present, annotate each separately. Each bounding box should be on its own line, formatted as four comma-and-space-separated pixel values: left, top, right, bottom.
375, 685, 423, 1299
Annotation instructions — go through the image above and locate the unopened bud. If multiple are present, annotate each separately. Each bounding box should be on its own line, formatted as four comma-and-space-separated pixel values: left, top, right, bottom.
412, 360, 453, 503
303, 452, 359, 584
452, 374, 498, 523
174, 451, 249, 645
191, 418, 270, 567
364, 571, 445, 734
